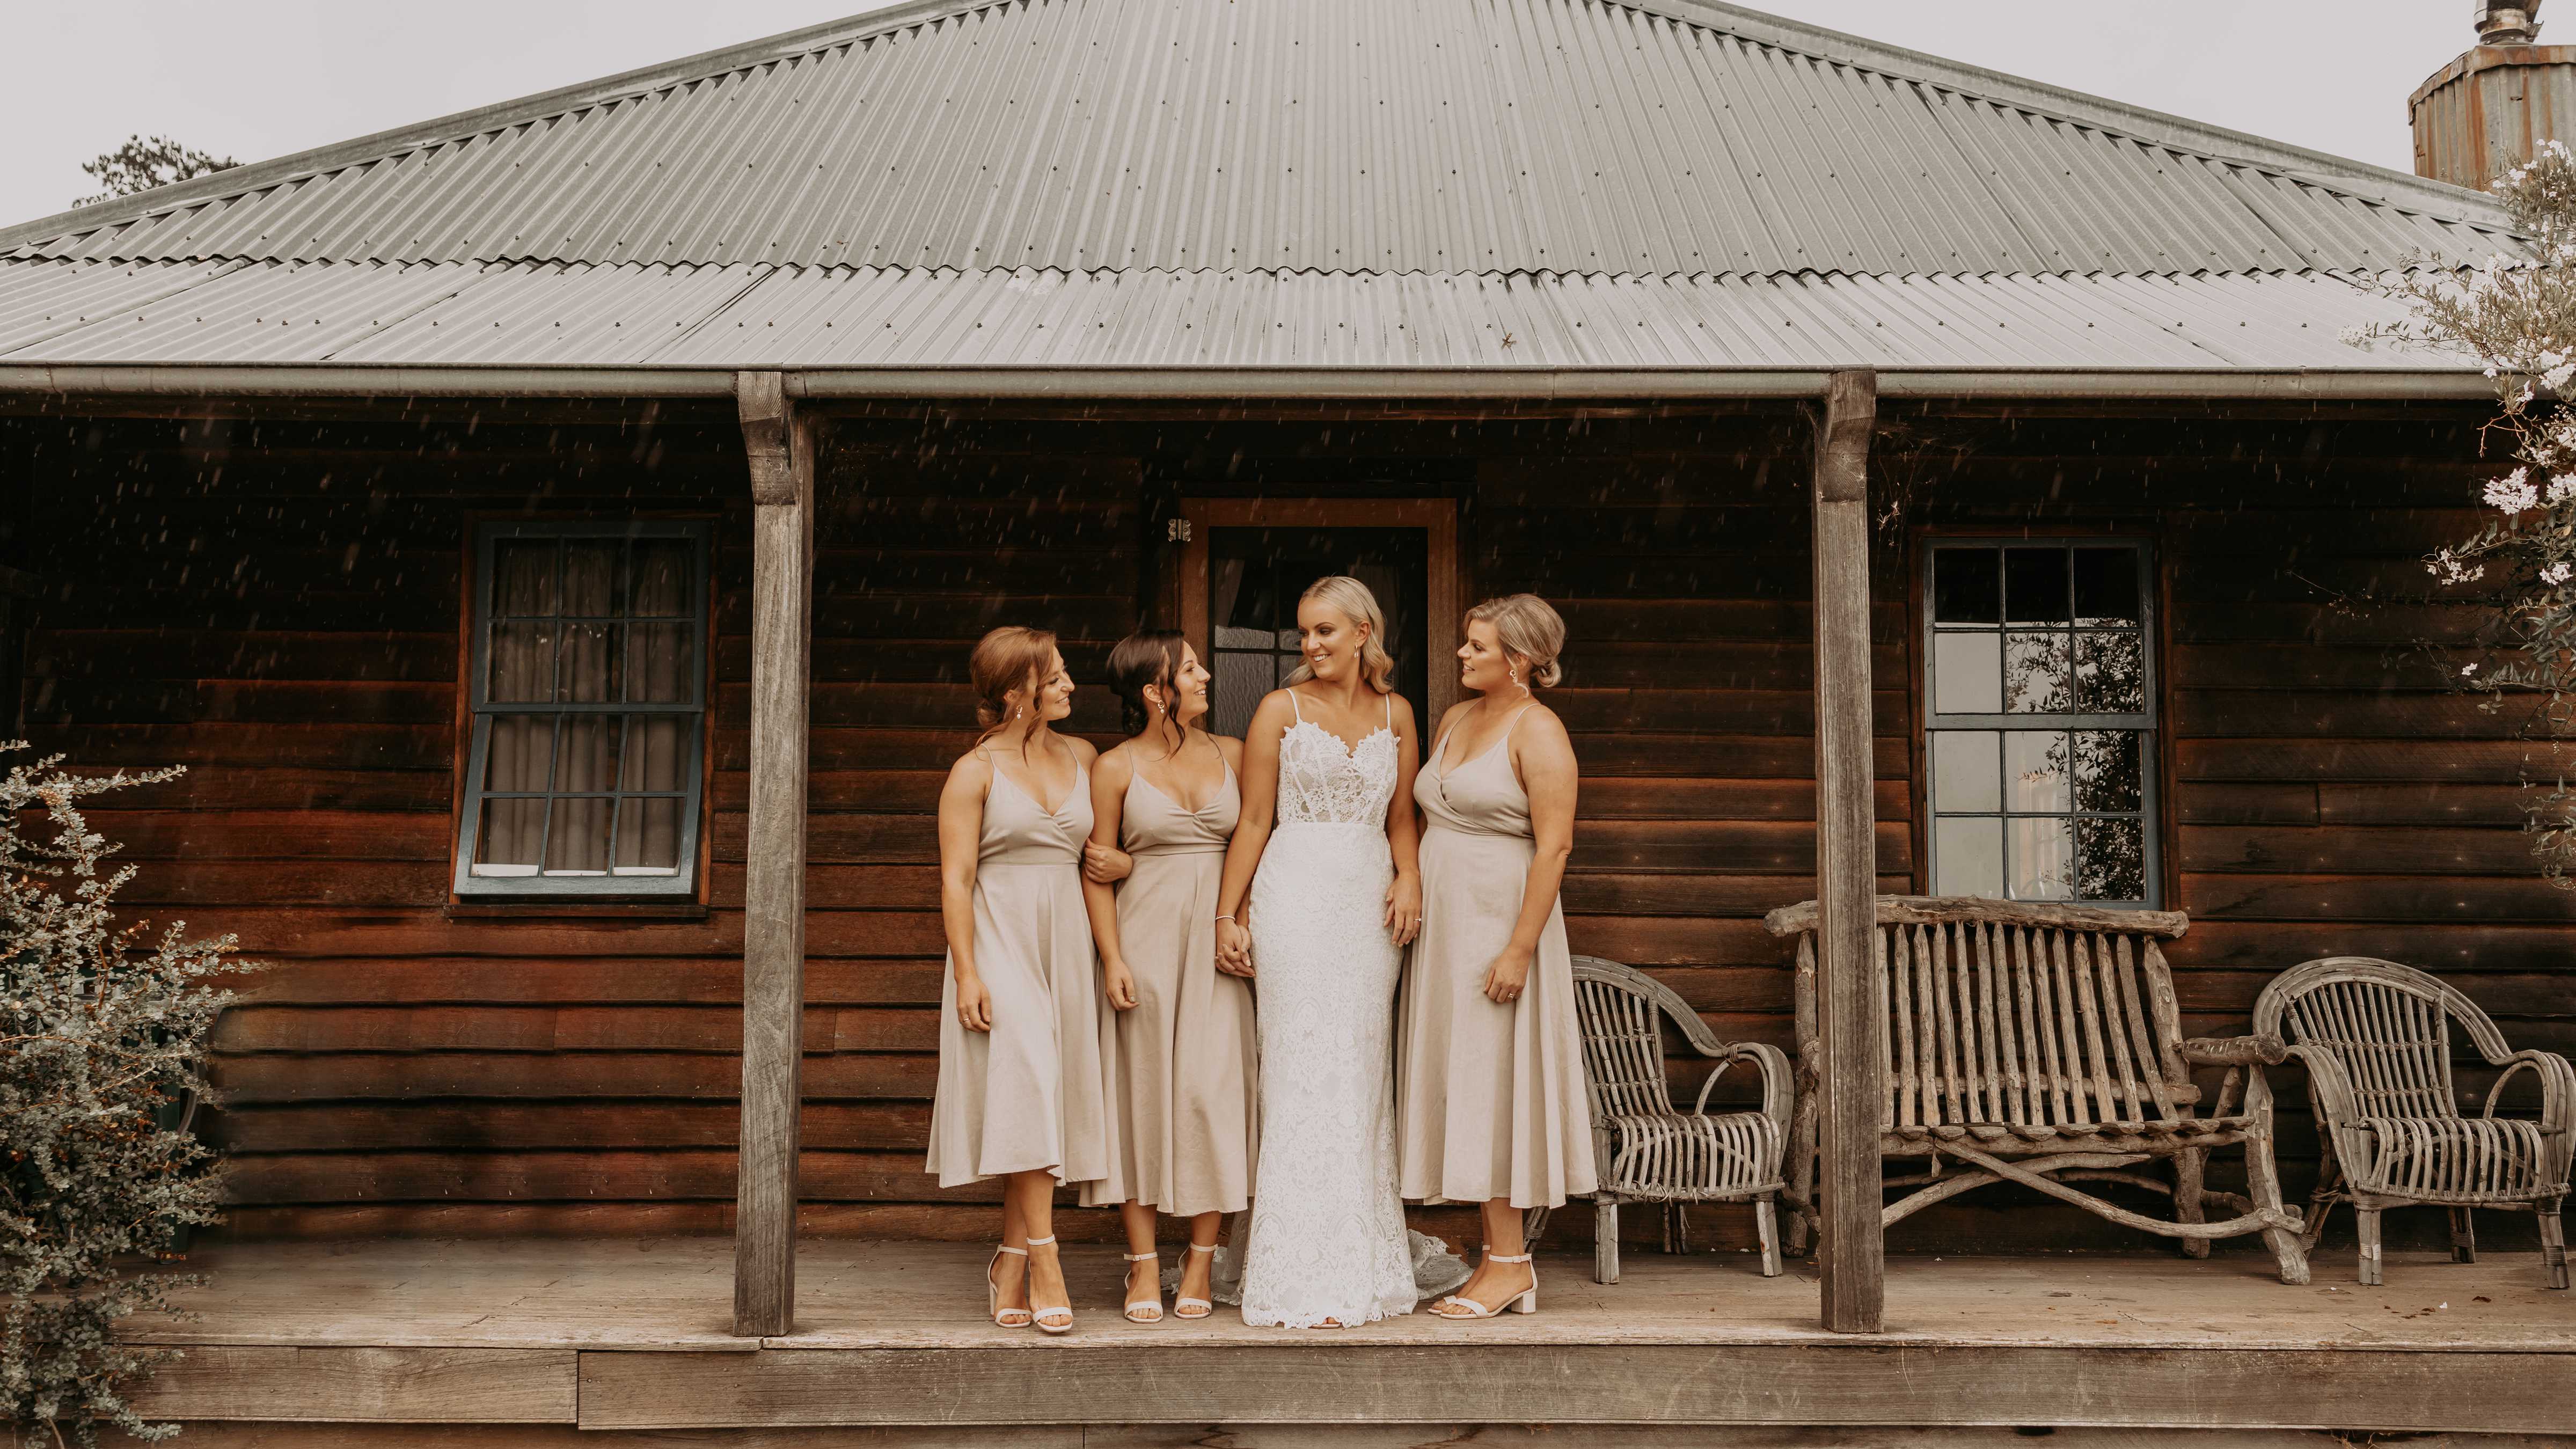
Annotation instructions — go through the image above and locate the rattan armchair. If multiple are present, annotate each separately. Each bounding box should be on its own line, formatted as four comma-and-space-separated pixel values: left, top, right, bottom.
1535, 955, 1791, 1284
2204, 956, 2572, 1288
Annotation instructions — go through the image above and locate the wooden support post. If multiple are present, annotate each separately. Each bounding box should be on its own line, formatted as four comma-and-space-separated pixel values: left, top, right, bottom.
734, 371, 813, 1338
1809, 368, 1884, 1335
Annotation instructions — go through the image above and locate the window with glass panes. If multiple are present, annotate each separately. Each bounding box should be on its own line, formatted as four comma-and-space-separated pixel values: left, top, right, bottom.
1923, 540, 2158, 908
453, 521, 709, 897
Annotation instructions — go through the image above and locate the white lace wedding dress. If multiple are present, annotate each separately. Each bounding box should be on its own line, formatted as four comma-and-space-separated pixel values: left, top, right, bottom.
1236, 690, 1423, 1327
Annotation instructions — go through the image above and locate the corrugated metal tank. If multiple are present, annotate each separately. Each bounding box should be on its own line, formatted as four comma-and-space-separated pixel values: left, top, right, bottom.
2413, 4, 2576, 190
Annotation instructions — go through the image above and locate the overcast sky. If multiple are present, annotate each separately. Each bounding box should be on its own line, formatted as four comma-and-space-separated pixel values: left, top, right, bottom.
0, 1, 2474, 229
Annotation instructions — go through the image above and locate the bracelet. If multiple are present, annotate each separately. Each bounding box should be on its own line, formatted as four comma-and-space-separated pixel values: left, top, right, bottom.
1215, 914, 1236, 923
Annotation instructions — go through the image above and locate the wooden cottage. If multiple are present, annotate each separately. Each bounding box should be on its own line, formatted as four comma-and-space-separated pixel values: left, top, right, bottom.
1, 0, 2569, 1437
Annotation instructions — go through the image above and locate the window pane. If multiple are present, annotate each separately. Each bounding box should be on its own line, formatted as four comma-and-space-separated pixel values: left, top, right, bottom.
1933, 549, 2001, 624
2009, 817, 2075, 899
554, 716, 621, 793
2074, 547, 2141, 627
2076, 631, 2145, 712
485, 714, 554, 792
625, 623, 692, 704
489, 623, 555, 702
1213, 651, 1273, 737
2004, 631, 2070, 712
620, 716, 689, 792
1932, 731, 2001, 813
2075, 730, 2143, 813
2005, 730, 2069, 812
1935, 816, 2005, 897
472, 798, 545, 876
561, 540, 621, 617
492, 540, 555, 616
2077, 816, 2148, 901
544, 797, 612, 875
615, 798, 685, 874
631, 540, 692, 617
2004, 548, 2071, 624
558, 623, 621, 702
1934, 633, 2002, 714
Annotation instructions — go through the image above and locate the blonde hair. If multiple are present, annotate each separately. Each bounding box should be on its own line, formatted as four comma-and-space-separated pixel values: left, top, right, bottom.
968, 626, 1059, 748
1283, 575, 1396, 694
1466, 593, 1567, 689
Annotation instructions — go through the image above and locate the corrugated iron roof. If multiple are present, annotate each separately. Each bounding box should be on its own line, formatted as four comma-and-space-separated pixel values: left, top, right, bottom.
0, 258, 2461, 371
0, 0, 2522, 279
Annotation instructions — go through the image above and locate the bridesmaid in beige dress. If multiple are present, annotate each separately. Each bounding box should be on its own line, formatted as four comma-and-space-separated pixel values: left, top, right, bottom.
926, 626, 1109, 1334
1078, 630, 1257, 1324
1397, 594, 1596, 1320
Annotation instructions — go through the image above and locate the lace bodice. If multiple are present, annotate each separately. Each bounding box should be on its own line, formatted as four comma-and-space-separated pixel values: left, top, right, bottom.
1276, 691, 1400, 827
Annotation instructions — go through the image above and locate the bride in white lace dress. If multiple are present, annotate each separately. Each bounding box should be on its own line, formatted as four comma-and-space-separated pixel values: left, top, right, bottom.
1211, 575, 1428, 1327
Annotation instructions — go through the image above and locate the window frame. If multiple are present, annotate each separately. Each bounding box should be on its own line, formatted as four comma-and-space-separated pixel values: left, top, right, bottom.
1915, 534, 2163, 910
452, 518, 712, 900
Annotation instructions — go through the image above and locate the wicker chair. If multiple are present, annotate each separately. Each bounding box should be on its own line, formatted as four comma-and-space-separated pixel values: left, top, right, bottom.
2222, 957, 2571, 1289
1766, 896, 2310, 1283
1540, 955, 1791, 1284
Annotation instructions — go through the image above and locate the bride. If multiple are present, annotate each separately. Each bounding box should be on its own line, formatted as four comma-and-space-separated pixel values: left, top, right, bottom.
1211, 575, 1426, 1327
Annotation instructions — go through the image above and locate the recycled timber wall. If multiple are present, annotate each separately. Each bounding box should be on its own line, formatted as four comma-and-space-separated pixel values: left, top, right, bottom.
5, 398, 2553, 1250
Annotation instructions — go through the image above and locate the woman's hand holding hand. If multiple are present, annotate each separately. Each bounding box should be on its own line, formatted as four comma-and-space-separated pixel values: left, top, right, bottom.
1215, 917, 1255, 977
1103, 959, 1139, 1011
955, 974, 993, 1033
1480, 945, 1534, 1004
1385, 872, 1423, 947
1082, 841, 1133, 884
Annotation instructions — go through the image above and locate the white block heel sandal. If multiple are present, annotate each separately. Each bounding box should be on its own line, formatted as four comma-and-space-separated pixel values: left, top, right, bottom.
1432, 1253, 1538, 1319
1023, 1235, 1074, 1334
1123, 1250, 1164, 1323
1173, 1241, 1219, 1320
986, 1243, 1032, 1328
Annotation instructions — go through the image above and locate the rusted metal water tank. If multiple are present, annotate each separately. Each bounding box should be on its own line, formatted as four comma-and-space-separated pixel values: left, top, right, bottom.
2413, 3, 2576, 191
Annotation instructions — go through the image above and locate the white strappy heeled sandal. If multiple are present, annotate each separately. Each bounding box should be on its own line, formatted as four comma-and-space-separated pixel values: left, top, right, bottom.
1122, 1250, 1164, 1323
986, 1243, 1033, 1328
1172, 1241, 1219, 1320
1023, 1235, 1074, 1334
1432, 1252, 1538, 1319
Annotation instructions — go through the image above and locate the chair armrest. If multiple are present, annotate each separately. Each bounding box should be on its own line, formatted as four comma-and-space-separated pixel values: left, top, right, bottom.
1690, 1041, 1794, 1135
2485, 1049, 2576, 1134
2178, 1033, 2288, 1068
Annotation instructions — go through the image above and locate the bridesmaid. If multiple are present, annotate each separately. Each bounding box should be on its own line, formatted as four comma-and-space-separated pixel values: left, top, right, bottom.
1397, 593, 1596, 1319
1078, 630, 1258, 1324
925, 625, 1109, 1334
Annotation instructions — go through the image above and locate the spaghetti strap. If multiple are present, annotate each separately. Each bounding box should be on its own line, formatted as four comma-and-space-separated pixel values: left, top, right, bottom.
1287, 690, 1305, 724
1382, 691, 1393, 728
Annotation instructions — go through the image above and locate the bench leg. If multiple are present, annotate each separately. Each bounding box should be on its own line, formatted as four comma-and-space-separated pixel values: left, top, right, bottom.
1754, 1195, 1782, 1278
2243, 1067, 2310, 1285
2541, 1204, 2568, 1290
2357, 1208, 2384, 1286
2173, 1147, 2210, 1260
1593, 1198, 1621, 1285
1784, 1079, 1818, 1258
1664, 1202, 1689, 1256
2449, 1206, 2477, 1264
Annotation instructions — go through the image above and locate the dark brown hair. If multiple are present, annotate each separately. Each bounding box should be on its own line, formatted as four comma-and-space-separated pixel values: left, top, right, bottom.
1106, 629, 1187, 737
969, 626, 1060, 749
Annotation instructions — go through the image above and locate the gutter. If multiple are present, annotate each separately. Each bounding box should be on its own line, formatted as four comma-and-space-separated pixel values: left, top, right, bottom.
0, 364, 2502, 403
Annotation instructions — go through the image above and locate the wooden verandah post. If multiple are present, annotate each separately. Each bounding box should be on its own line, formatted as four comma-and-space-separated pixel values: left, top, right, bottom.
734, 371, 813, 1337
1810, 369, 1885, 1334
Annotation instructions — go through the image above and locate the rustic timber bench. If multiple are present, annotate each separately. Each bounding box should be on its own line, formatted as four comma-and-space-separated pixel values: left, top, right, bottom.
1764, 896, 2309, 1282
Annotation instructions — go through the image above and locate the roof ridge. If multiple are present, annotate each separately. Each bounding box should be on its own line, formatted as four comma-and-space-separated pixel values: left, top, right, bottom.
1615, 0, 2515, 229
0, 0, 1000, 252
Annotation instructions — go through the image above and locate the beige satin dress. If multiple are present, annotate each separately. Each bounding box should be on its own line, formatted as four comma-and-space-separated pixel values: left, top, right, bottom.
1082, 749, 1258, 1215
926, 755, 1112, 1189
1396, 708, 1598, 1209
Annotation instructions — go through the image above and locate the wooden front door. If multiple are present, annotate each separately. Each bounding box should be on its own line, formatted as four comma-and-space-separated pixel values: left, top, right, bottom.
1174, 497, 1461, 736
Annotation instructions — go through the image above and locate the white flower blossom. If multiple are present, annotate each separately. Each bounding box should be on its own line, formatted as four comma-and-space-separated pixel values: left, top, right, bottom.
2464, 662, 2482, 677
2487, 467, 2541, 513
2545, 562, 2573, 586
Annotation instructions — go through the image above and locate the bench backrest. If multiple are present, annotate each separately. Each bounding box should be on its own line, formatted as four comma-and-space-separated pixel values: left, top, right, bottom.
1766, 896, 2195, 1131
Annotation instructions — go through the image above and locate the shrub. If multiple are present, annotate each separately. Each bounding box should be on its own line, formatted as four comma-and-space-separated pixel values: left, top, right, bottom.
2, 747, 248, 1448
